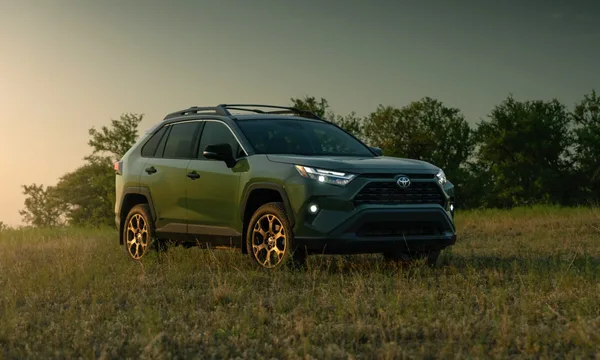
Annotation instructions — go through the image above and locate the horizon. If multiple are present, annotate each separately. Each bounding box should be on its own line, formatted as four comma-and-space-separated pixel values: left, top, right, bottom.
1, 0, 599, 226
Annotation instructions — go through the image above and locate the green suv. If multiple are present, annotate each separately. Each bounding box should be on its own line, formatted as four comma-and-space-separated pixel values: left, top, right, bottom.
114, 104, 456, 268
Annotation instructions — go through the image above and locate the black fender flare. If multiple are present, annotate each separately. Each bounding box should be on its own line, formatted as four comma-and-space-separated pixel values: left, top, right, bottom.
240, 182, 295, 227
117, 187, 157, 244
119, 186, 157, 221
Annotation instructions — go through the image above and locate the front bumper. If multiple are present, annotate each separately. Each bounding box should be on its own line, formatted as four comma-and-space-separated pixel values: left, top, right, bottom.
287, 173, 456, 255
294, 206, 456, 255
296, 235, 456, 255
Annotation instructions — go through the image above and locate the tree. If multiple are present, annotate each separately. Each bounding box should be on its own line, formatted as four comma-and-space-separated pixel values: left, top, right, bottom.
572, 90, 600, 202
0, 221, 9, 231
53, 158, 116, 227
19, 184, 66, 227
473, 96, 573, 207
363, 98, 474, 196
60, 113, 143, 227
290, 96, 331, 119
87, 113, 144, 162
290, 96, 365, 139
19, 113, 143, 227
329, 111, 366, 142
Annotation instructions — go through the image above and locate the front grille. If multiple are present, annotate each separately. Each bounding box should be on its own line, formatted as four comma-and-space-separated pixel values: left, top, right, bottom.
359, 173, 435, 180
353, 181, 444, 206
356, 221, 443, 237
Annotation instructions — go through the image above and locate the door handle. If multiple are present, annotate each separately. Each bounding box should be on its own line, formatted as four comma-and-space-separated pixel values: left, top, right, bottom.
187, 171, 200, 180
145, 166, 157, 174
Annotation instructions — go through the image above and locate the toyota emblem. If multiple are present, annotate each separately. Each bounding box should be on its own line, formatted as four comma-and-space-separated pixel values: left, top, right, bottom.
396, 175, 411, 188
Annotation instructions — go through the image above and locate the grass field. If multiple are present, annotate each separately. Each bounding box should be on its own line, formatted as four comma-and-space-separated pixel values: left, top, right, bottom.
1, 206, 599, 359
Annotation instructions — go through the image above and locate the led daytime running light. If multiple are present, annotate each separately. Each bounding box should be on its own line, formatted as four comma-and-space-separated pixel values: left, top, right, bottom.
436, 169, 447, 185
295, 165, 356, 186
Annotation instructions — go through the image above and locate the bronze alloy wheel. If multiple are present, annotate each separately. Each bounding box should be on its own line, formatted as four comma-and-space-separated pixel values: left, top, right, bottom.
125, 213, 150, 260
251, 213, 287, 268
246, 202, 306, 270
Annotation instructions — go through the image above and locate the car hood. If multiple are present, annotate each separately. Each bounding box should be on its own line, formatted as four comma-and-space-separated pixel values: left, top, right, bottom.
266, 155, 440, 174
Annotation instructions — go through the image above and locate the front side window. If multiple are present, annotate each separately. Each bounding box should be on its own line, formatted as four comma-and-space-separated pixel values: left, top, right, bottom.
197, 121, 244, 159
162, 122, 200, 159
237, 119, 374, 157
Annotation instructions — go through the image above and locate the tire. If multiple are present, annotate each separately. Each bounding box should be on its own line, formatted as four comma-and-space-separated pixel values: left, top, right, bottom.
154, 239, 170, 253
245, 202, 305, 269
122, 204, 156, 261
383, 249, 441, 267
423, 250, 441, 267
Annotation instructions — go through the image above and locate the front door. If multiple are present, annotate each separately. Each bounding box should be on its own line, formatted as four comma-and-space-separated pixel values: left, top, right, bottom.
186, 120, 246, 245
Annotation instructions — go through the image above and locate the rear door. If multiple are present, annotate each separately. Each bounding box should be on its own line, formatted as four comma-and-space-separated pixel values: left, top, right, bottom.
186, 120, 246, 244
140, 121, 202, 233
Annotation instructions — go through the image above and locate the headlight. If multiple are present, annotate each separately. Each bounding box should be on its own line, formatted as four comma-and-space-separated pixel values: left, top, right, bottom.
436, 169, 447, 185
295, 165, 356, 186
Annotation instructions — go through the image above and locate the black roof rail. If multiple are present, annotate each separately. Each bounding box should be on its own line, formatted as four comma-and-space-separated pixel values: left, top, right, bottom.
219, 104, 322, 120
163, 104, 322, 121
163, 106, 232, 120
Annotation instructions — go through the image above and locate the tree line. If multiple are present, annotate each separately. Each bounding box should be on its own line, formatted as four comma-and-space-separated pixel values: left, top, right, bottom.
13, 91, 600, 228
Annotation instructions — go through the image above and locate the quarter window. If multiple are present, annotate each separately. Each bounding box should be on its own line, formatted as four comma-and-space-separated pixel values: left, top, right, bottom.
141, 126, 168, 157
154, 126, 171, 158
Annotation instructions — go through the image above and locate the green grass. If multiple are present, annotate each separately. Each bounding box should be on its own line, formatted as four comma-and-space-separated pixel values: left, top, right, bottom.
1, 206, 599, 359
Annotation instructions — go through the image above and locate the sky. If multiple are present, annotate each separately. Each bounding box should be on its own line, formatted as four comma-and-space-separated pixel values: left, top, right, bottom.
0, 0, 599, 226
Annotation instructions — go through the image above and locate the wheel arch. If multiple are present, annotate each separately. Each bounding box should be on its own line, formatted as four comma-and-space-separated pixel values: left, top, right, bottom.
118, 187, 157, 244
240, 182, 295, 253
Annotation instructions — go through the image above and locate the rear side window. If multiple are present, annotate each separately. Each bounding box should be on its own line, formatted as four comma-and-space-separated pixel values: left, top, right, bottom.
162, 122, 200, 159
141, 126, 168, 157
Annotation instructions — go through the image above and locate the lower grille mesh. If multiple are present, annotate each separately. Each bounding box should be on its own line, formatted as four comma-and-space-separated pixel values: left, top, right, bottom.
356, 221, 443, 237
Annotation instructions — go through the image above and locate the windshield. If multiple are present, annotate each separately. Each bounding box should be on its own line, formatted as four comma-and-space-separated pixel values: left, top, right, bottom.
237, 119, 375, 157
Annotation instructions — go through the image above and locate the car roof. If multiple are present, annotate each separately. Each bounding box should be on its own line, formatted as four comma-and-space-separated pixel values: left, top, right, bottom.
230, 114, 324, 122
162, 104, 323, 122
160, 113, 326, 124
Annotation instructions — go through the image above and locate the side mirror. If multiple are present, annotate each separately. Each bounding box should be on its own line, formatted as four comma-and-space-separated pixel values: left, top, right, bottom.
369, 146, 383, 156
203, 143, 236, 167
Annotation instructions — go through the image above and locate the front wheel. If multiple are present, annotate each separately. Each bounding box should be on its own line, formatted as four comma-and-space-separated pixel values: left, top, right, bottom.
246, 202, 305, 269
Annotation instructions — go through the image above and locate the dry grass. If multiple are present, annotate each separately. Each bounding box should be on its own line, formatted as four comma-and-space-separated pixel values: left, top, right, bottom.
1, 206, 599, 359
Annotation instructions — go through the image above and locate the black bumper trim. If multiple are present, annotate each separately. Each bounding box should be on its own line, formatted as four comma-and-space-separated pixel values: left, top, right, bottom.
296, 233, 456, 255
297, 207, 456, 254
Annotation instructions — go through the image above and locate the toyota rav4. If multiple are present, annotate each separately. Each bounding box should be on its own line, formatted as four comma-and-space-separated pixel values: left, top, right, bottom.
114, 104, 456, 269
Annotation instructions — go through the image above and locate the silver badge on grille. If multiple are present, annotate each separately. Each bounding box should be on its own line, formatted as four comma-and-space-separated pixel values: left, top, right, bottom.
396, 175, 411, 188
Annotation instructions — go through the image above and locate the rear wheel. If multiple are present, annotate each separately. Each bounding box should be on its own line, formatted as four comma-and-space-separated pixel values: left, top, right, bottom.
246, 202, 306, 269
123, 204, 156, 261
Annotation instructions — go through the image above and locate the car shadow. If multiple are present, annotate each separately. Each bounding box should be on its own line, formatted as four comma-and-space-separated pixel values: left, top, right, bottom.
301, 252, 600, 276
303, 253, 438, 275
438, 253, 600, 273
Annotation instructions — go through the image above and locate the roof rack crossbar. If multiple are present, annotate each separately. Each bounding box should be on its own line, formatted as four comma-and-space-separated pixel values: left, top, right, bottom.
223, 106, 266, 114
163, 104, 322, 121
163, 106, 232, 120
263, 109, 317, 117
219, 104, 322, 120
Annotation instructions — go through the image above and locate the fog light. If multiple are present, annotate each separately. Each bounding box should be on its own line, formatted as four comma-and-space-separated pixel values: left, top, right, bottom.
450, 204, 454, 212
309, 204, 319, 214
